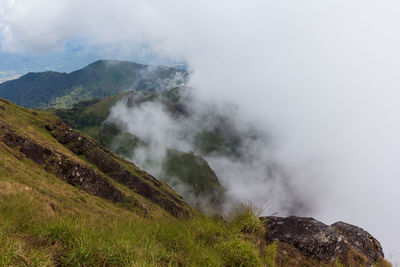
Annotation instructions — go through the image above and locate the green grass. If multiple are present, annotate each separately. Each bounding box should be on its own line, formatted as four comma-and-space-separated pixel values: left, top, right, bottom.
264, 242, 277, 267
228, 201, 266, 235
0, 191, 266, 266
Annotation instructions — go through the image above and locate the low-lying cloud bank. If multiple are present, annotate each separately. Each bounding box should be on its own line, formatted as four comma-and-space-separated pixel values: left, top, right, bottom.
107, 88, 315, 215
2, 0, 400, 262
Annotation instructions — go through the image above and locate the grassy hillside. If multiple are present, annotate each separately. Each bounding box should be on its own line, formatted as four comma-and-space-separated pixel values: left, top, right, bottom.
53, 89, 228, 209
163, 149, 226, 209
0, 97, 191, 217
0, 60, 187, 108
52, 92, 129, 142
0, 97, 274, 266
0, 99, 392, 266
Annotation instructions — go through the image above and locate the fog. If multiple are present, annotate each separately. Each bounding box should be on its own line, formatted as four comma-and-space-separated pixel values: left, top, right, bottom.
107, 89, 314, 215
1, 0, 400, 263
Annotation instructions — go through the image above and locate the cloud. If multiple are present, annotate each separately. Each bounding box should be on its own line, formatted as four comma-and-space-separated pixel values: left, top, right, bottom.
106, 89, 315, 215
1, 0, 400, 263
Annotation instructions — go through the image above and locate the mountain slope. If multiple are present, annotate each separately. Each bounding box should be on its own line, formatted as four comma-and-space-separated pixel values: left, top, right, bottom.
52, 88, 228, 210
0, 97, 269, 266
0, 98, 392, 266
0, 97, 191, 218
0, 60, 187, 108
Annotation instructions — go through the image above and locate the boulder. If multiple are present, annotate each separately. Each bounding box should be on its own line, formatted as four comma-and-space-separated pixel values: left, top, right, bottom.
262, 216, 348, 262
332, 221, 384, 263
262, 216, 386, 265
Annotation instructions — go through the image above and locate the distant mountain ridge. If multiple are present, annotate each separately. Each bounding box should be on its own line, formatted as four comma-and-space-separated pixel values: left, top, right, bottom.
0, 59, 187, 108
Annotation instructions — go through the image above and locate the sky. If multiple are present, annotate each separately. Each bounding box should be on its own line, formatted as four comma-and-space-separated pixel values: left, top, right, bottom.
0, 39, 182, 82
1, 0, 400, 263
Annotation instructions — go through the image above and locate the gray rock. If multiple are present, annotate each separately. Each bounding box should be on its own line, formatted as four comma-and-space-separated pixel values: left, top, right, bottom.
262, 216, 386, 265
262, 216, 348, 262
332, 221, 384, 263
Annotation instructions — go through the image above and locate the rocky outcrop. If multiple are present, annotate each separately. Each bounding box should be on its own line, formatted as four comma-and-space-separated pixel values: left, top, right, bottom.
262, 216, 348, 262
51, 156, 125, 203
44, 119, 191, 218
262, 216, 385, 265
332, 221, 384, 263
0, 127, 125, 203
3, 132, 52, 165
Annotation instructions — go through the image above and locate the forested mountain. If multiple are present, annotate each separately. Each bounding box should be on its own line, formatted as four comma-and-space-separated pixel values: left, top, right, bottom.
0, 60, 187, 108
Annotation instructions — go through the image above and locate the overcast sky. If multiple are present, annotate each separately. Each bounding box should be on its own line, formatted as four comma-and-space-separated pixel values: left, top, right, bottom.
1, 0, 400, 263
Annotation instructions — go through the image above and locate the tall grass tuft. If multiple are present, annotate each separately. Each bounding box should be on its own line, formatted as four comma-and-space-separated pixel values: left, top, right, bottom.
227, 200, 266, 235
